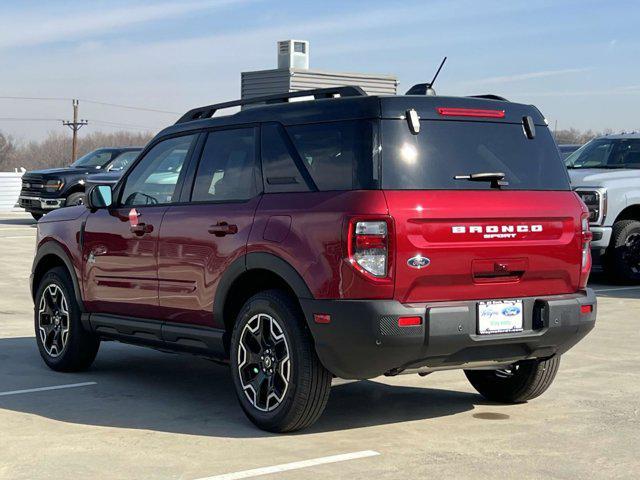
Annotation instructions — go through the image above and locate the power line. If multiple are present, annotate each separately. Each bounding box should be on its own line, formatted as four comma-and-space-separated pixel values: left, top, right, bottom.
89, 118, 162, 128
79, 99, 179, 115
88, 119, 160, 130
0, 95, 179, 115
0, 116, 159, 131
0, 117, 64, 121
0, 96, 69, 101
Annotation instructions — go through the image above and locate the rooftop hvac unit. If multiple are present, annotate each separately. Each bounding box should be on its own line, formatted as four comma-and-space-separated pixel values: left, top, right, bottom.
278, 40, 309, 70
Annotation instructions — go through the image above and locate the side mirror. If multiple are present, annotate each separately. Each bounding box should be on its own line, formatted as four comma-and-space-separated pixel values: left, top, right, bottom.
86, 184, 113, 209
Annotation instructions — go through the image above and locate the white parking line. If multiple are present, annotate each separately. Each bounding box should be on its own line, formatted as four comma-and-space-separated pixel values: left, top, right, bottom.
594, 286, 640, 293
0, 382, 97, 397
194, 450, 381, 480
0, 235, 36, 239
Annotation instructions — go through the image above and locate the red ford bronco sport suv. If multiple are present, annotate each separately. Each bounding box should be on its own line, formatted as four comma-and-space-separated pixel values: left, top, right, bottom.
31, 86, 596, 432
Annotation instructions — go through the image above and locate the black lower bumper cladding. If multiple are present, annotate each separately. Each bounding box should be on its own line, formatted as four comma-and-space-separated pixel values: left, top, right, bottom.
301, 289, 597, 379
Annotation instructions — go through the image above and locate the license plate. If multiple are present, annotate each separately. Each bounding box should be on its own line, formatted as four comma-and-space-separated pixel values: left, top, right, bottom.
478, 300, 524, 335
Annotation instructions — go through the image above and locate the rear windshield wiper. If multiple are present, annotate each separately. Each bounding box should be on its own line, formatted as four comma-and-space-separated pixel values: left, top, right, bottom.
454, 172, 508, 188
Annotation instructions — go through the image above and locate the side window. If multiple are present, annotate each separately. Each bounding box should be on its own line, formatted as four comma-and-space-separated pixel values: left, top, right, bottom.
121, 135, 196, 206
261, 124, 310, 193
107, 151, 139, 172
192, 128, 259, 202
286, 121, 376, 191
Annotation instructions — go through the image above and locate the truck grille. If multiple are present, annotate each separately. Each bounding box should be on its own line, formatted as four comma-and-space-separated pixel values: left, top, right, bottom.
21, 176, 45, 194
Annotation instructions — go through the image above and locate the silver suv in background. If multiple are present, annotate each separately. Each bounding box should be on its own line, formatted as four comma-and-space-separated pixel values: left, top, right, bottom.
567, 133, 640, 282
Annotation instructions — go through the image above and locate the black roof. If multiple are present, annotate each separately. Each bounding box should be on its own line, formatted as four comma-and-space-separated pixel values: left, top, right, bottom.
158, 89, 547, 139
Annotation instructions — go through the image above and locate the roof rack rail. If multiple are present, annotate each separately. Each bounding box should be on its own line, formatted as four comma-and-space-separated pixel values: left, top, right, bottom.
469, 94, 509, 101
175, 86, 367, 124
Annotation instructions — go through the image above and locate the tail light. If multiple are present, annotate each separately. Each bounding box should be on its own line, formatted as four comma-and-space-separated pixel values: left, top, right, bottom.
579, 213, 593, 288
348, 219, 391, 278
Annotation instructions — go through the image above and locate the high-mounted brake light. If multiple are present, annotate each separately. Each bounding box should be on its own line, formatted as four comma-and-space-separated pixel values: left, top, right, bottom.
437, 107, 505, 118
348, 220, 389, 278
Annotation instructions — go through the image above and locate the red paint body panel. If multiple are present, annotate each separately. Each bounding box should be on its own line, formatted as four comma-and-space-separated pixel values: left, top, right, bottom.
156, 199, 260, 327
36, 206, 88, 288
82, 206, 167, 317
384, 190, 586, 303
248, 191, 393, 300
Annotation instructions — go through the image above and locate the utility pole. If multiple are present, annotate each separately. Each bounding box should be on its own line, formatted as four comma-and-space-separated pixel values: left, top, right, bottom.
62, 99, 88, 161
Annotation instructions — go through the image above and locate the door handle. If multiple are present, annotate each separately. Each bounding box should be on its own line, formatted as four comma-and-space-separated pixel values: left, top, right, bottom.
208, 222, 238, 237
130, 222, 154, 235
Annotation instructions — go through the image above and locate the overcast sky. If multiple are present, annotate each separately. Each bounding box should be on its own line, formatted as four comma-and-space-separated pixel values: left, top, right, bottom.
1, 0, 639, 141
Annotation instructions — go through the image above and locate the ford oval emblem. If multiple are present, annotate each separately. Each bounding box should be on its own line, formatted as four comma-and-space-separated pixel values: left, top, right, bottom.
502, 306, 521, 316
407, 255, 430, 269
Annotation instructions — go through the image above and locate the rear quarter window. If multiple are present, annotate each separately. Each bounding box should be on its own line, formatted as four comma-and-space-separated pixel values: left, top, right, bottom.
286, 120, 377, 191
381, 120, 570, 190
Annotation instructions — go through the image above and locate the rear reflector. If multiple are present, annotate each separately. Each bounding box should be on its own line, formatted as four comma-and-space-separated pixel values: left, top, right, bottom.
437, 107, 505, 118
398, 316, 422, 327
355, 234, 386, 249
580, 305, 593, 315
313, 313, 331, 324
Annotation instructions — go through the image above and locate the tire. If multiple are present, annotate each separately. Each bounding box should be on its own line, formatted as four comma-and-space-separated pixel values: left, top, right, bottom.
604, 219, 640, 283
230, 290, 332, 432
464, 356, 560, 403
31, 212, 43, 221
65, 192, 86, 207
34, 266, 100, 372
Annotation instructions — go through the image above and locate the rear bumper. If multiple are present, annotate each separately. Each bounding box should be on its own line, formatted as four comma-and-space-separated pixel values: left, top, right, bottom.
19, 195, 65, 212
590, 226, 612, 251
301, 289, 597, 379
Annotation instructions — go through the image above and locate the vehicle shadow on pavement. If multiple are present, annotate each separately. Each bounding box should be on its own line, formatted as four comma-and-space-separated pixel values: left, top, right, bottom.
0, 337, 483, 437
0, 218, 36, 227
308, 379, 482, 434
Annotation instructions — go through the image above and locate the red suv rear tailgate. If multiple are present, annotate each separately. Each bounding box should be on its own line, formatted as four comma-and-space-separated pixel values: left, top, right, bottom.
385, 190, 584, 303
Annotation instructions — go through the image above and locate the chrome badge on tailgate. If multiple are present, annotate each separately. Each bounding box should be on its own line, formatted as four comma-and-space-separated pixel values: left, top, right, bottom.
452, 224, 543, 240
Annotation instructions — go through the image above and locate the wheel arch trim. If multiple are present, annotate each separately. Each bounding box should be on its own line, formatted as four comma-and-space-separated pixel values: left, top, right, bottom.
213, 252, 314, 327
32, 240, 85, 312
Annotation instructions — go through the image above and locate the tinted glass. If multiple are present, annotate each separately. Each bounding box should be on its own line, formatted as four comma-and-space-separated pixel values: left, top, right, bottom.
192, 128, 259, 202
382, 120, 570, 190
107, 151, 139, 172
121, 135, 195, 206
261, 124, 309, 193
71, 149, 117, 168
286, 121, 377, 191
565, 138, 640, 169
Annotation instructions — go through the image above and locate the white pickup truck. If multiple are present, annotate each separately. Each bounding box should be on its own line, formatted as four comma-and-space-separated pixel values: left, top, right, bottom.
567, 133, 640, 282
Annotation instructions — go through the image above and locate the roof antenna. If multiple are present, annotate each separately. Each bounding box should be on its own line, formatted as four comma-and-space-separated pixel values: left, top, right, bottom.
406, 57, 447, 96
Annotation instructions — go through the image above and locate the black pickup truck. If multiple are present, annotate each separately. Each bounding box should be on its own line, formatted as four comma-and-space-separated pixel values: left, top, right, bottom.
19, 147, 141, 220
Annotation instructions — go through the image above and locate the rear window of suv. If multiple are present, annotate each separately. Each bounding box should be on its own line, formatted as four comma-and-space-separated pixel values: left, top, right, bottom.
381, 120, 570, 190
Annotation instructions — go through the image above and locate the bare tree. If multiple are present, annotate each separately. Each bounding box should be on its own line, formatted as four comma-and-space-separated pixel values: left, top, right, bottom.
0, 130, 154, 171
0, 132, 18, 170
554, 128, 608, 145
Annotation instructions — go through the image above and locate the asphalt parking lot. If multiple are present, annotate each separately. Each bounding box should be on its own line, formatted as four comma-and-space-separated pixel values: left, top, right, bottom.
0, 212, 638, 480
